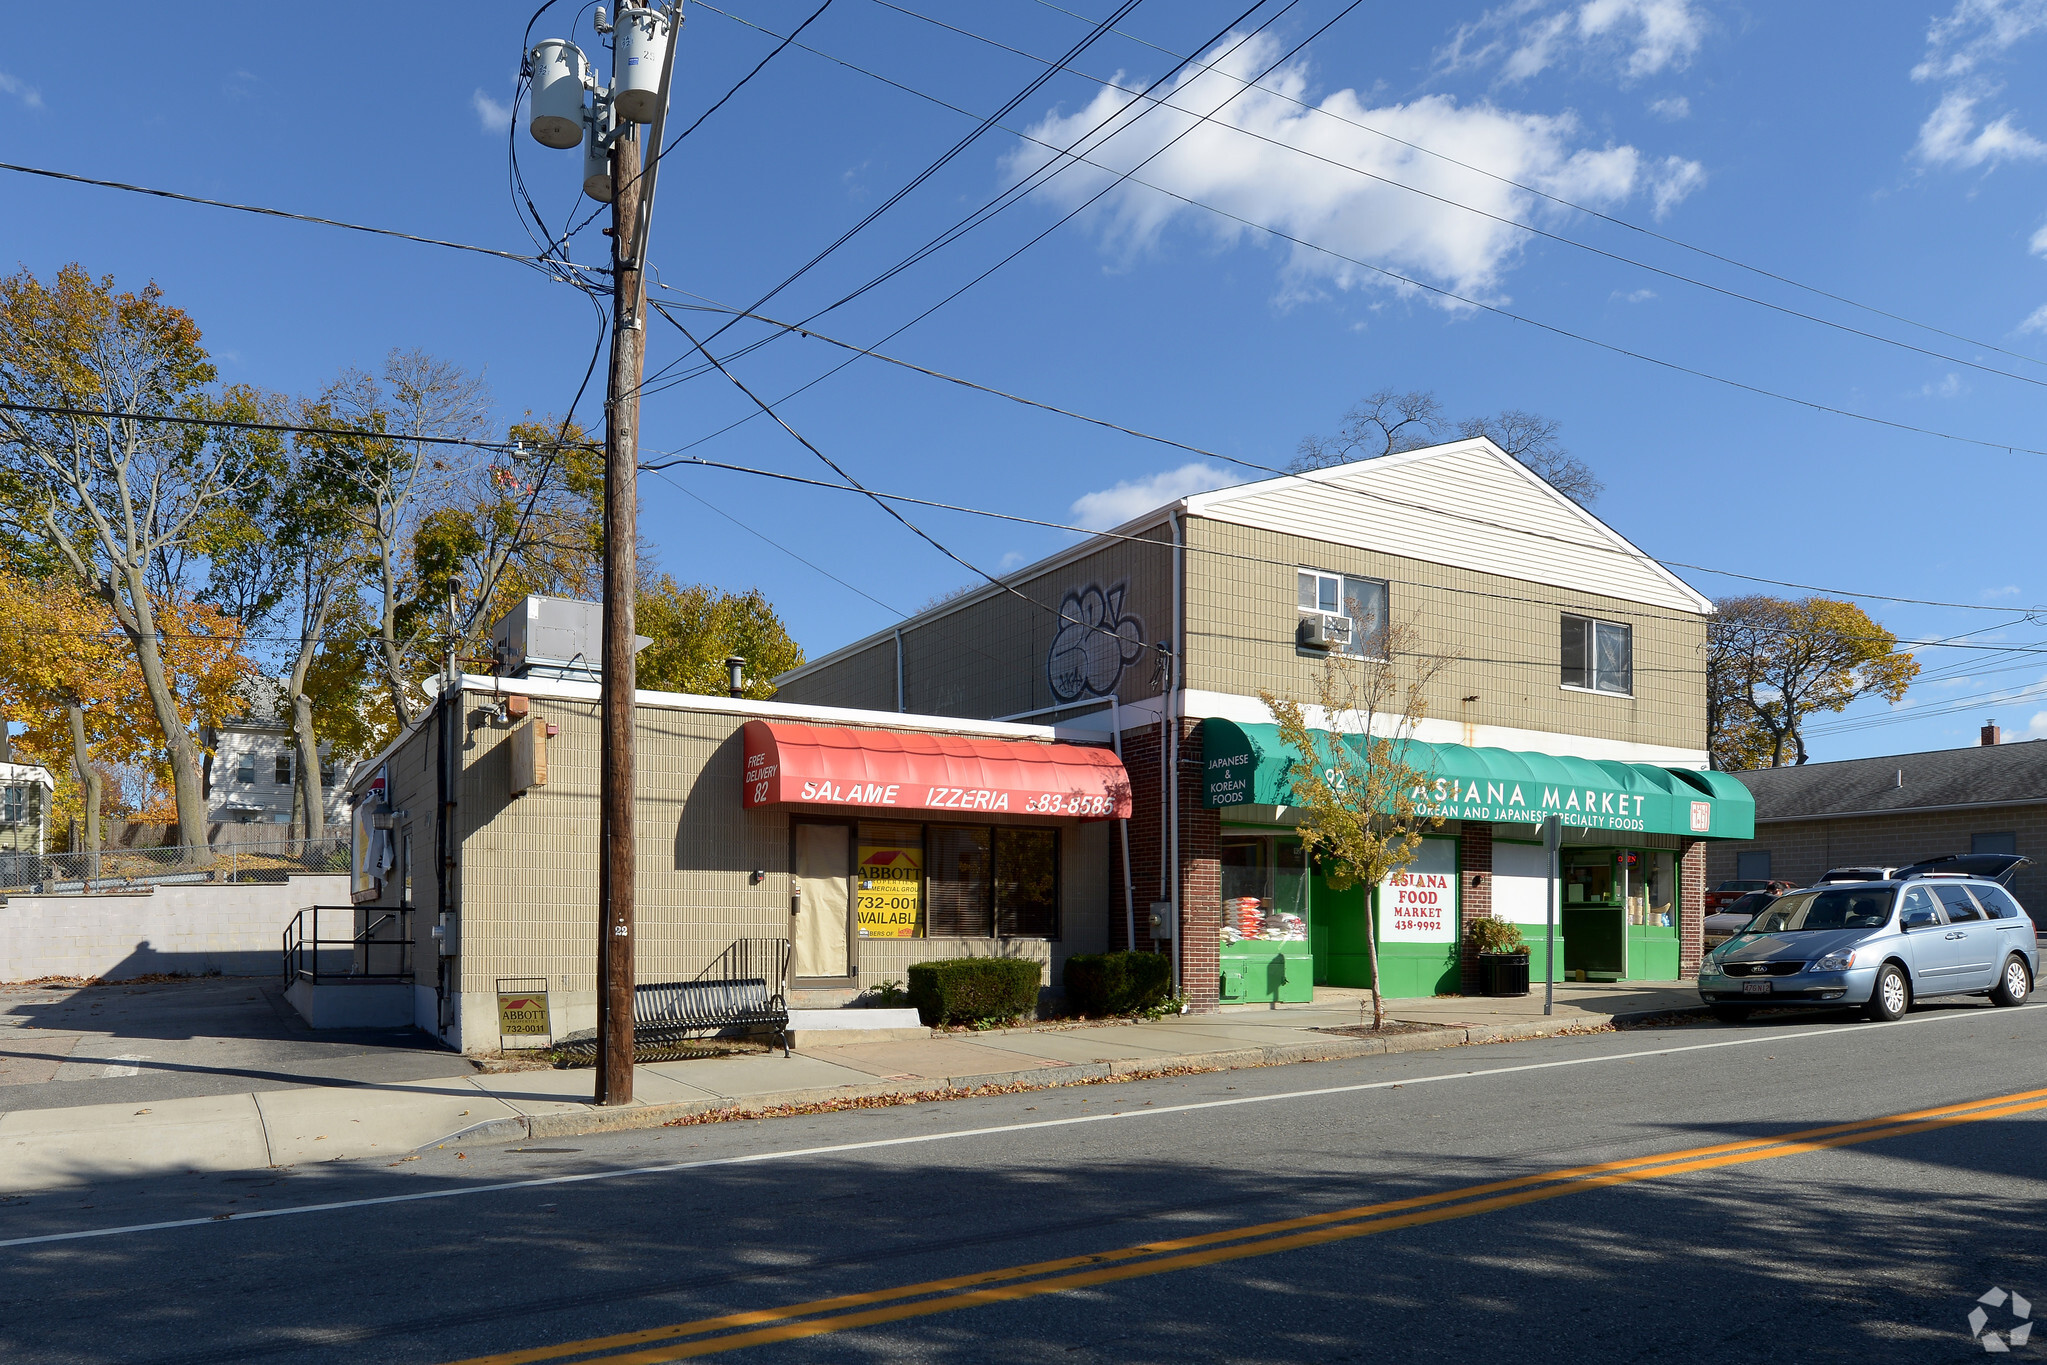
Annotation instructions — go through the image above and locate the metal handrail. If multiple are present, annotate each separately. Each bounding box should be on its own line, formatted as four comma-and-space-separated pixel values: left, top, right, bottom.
283, 904, 414, 985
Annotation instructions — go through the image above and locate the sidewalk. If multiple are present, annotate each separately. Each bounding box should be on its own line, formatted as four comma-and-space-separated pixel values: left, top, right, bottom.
0, 981, 1704, 1191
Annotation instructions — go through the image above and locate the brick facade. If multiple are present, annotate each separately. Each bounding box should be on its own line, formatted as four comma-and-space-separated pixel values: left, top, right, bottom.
1456, 821, 1494, 994
1680, 839, 1706, 979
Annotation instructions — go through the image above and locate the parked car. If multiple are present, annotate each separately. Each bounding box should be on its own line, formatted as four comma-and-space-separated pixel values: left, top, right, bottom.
1815, 866, 1897, 884
1697, 856, 2036, 1022
1705, 878, 1796, 912
1704, 890, 1779, 946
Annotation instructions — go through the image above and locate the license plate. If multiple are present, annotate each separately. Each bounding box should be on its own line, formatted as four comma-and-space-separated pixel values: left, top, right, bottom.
1742, 980, 1773, 995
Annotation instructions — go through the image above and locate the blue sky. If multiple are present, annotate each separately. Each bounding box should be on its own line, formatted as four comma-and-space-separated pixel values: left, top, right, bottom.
6, 0, 2047, 762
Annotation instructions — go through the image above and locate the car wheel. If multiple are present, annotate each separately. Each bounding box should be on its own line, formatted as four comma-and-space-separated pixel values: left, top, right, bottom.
1991, 955, 2032, 1008
1865, 963, 1910, 1022
1710, 1004, 1751, 1023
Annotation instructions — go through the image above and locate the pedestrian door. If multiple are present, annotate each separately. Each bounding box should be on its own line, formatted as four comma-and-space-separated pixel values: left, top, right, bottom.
793, 822, 853, 980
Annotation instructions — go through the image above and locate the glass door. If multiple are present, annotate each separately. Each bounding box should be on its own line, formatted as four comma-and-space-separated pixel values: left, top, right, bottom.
1628, 849, 1680, 979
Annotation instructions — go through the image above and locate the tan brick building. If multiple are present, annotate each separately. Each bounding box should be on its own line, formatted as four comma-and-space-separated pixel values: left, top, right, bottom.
780, 439, 1756, 1009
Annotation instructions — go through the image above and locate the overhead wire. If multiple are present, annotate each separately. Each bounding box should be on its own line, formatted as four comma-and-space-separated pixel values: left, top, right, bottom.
870, 0, 2047, 392
656, 8, 2047, 464
1027, 0, 2047, 373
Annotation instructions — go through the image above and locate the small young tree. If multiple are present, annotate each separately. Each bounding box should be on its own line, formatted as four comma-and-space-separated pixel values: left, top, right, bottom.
1260, 622, 1451, 1029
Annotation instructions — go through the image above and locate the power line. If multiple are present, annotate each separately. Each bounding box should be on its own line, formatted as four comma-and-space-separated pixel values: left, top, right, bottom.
641, 294, 2047, 619
875, 0, 2047, 393
1028, 0, 2047, 374
660, 9, 2047, 468
0, 160, 600, 284
0, 399, 593, 453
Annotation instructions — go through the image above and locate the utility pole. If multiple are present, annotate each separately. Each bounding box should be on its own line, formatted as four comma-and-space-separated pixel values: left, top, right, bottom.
595, 120, 644, 1106
529, 4, 676, 1106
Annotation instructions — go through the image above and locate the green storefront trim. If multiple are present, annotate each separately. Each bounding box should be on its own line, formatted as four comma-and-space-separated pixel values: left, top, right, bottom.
1201, 720, 1754, 840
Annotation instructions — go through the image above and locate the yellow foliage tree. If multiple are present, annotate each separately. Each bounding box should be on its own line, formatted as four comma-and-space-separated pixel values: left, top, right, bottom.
636, 575, 805, 698
1708, 596, 1920, 768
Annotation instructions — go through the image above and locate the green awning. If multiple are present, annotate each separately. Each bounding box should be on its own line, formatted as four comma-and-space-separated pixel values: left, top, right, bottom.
1202, 719, 1754, 840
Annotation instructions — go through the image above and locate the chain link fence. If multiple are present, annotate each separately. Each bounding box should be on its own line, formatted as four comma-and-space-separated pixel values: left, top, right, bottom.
0, 838, 350, 896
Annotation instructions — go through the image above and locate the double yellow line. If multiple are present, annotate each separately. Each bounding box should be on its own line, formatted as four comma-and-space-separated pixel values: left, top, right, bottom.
449, 1084, 2047, 1364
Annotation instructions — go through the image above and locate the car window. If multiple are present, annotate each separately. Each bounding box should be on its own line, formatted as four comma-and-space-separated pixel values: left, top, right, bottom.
1752, 888, 1893, 931
1899, 886, 1940, 929
1972, 884, 2026, 921
1932, 884, 1982, 923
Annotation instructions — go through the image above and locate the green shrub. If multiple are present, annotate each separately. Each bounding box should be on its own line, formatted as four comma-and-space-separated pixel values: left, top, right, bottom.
1466, 916, 1527, 955
1063, 951, 1174, 1018
907, 957, 1043, 1026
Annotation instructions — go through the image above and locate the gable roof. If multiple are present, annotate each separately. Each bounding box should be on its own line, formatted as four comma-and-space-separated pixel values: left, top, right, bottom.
1180, 439, 1711, 614
1734, 742, 2047, 821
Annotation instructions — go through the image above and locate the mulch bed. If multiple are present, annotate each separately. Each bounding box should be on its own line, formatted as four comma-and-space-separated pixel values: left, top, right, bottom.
1312, 1022, 1452, 1039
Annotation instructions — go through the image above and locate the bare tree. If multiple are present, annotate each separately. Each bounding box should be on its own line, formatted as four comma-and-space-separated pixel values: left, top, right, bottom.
1294, 389, 1602, 506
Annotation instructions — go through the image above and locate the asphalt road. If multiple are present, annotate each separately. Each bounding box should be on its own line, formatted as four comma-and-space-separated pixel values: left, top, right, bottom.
4, 998, 2044, 1364
0, 979, 474, 1113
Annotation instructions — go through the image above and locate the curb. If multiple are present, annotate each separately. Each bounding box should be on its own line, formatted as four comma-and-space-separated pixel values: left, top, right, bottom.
417, 1009, 1704, 1153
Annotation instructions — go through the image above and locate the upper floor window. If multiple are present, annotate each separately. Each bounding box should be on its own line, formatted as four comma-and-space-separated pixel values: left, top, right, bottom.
1297, 569, 1387, 658
236, 755, 256, 784
1562, 613, 1632, 696
275, 752, 293, 785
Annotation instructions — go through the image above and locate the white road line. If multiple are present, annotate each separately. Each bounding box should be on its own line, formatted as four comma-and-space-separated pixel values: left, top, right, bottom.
0, 1007, 2016, 1251
97, 1056, 145, 1079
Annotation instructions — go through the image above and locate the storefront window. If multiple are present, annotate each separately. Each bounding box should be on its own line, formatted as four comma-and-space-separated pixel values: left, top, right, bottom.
995, 829, 1058, 937
857, 822, 925, 939
1221, 836, 1309, 941
1645, 850, 1675, 929
925, 824, 1062, 940
1563, 849, 1615, 905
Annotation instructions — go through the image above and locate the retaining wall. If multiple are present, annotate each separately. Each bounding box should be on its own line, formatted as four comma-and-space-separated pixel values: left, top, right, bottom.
0, 875, 348, 981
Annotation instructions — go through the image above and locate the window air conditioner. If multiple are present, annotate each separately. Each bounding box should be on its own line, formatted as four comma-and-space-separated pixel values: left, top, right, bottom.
1298, 614, 1354, 649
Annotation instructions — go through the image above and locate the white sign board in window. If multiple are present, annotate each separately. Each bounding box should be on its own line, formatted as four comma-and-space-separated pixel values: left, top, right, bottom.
1490, 841, 1551, 925
1379, 838, 1457, 942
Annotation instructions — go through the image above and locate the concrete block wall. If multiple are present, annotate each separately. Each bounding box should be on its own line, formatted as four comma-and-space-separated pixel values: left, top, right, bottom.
0, 874, 349, 981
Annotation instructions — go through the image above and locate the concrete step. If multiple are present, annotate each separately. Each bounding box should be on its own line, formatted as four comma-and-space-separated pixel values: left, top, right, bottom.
785, 1006, 928, 1049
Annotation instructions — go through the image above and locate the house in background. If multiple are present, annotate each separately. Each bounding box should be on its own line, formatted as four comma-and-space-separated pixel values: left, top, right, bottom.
203, 707, 350, 840
0, 758, 56, 858
1707, 724, 2047, 910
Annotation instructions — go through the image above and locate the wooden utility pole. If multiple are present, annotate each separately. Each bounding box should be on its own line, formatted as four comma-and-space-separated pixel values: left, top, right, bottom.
595, 123, 646, 1106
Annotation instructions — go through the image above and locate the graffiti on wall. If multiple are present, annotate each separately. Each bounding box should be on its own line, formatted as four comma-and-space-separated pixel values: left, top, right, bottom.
1047, 582, 1146, 702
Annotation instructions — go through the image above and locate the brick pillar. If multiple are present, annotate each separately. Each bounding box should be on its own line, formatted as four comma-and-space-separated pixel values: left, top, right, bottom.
1456, 821, 1494, 995
1178, 717, 1221, 1013
1679, 839, 1707, 979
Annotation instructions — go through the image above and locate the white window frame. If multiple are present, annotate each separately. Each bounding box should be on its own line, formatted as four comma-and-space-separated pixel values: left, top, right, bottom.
1561, 612, 1633, 698
1296, 568, 1388, 660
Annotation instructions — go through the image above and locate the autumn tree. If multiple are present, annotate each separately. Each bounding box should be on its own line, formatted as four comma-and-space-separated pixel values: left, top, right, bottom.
0, 265, 279, 856
636, 576, 805, 697
1292, 388, 1604, 505
1260, 622, 1451, 1029
1708, 596, 1920, 769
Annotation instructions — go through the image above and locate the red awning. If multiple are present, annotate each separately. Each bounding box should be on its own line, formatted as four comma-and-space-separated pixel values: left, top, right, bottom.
742, 719, 1130, 821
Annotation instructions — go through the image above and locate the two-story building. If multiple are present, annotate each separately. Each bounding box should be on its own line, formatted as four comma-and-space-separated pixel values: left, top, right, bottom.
776, 439, 1753, 1009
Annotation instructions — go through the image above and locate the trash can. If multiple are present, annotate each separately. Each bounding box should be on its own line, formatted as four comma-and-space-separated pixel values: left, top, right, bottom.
1480, 952, 1530, 997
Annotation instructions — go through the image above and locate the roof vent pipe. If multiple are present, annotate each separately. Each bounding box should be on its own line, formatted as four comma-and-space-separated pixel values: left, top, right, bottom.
1983, 720, 2002, 746
726, 656, 746, 699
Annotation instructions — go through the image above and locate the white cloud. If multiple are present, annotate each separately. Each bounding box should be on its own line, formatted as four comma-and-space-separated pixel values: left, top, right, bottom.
2018, 301, 2047, 333
2015, 705, 2047, 740
0, 71, 43, 110
2029, 220, 2047, 254
1914, 88, 2047, 166
1648, 95, 1690, 119
1442, 0, 1705, 85
1983, 584, 2023, 597
1911, 3, 2047, 168
1612, 287, 1657, 302
1008, 33, 1706, 307
472, 89, 512, 133
997, 551, 1027, 570
1918, 372, 1967, 397
1913, 0, 2047, 83
1069, 462, 1240, 531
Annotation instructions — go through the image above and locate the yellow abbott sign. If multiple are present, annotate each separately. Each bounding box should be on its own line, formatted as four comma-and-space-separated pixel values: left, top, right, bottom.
856, 842, 923, 938
497, 991, 552, 1037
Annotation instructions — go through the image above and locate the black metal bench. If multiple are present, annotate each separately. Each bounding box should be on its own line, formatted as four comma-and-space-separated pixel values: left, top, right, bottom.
554, 939, 791, 1064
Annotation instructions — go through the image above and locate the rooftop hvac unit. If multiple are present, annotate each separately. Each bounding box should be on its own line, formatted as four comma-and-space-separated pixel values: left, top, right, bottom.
489, 595, 654, 681
1298, 614, 1354, 650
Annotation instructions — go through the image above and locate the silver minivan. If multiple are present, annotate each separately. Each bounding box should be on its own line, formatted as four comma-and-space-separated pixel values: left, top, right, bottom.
1697, 858, 2038, 1023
